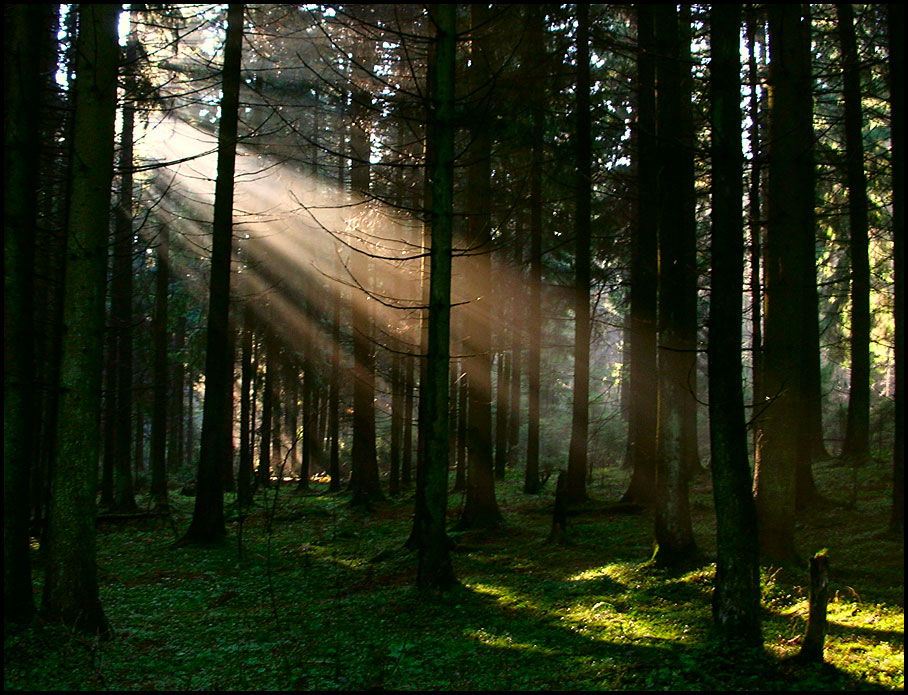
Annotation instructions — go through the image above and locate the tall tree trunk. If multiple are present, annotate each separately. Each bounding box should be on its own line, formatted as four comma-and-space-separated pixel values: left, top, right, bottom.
3, 2, 51, 625
652, 3, 696, 567
622, 4, 659, 506
708, 3, 762, 646
677, 4, 702, 480
838, 2, 871, 469
180, 3, 244, 545
458, 2, 501, 530
415, 3, 457, 593
111, 29, 138, 513
793, 5, 825, 504
889, 4, 904, 532
258, 328, 275, 488
746, 6, 765, 463
41, 3, 120, 635
755, 3, 809, 563
349, 22, 383, 506
567, 2, 591, 505
238, 307, 254, 507
150, 226, 170, 510
524, 3, 545, 496
168, 314, 186, 472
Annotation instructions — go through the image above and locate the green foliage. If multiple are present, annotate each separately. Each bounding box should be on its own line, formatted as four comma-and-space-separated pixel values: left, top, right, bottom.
5, 461, 903, 691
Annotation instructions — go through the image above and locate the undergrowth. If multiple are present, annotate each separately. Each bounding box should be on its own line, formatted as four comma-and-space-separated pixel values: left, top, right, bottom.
4, 458, 903, 690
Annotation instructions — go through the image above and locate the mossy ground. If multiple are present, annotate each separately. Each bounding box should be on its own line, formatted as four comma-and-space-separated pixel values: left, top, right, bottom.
4, 457, 903, 690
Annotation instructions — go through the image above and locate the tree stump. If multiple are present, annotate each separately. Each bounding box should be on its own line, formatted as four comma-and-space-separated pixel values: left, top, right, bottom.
549, 472, 569, 543
799, 550, 830, 662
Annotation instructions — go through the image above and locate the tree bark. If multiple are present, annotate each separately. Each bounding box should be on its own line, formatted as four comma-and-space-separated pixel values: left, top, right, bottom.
652, 3, 696, 567
3, 2, 50, 626
524, 3, 545, 496
622, 4, 659, 506
889, 4, 904, 532
755, 4, 809, 563
708, 3, 762, 646
180, 3, 244, 545
150, 226, 170, 510
41, 3, 120, 635
566, 2, 591, 505
838, 3, 871, 469
415, 3, 457, 593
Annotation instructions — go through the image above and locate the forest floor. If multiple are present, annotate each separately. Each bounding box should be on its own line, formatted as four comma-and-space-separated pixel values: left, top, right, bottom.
4, 457, 904, 691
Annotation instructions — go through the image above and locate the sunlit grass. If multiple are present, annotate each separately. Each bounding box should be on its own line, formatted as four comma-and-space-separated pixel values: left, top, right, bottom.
4, 460, 903, 691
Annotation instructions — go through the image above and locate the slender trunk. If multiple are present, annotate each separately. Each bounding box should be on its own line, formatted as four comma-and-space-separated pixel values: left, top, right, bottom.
838, 2, 871, 468
150, 226, 170, 509
889, 4, 904, 532
180, 3, 244, 545
623, 4, 659, 506
524, 3, 544, 496
238, 307, 254, 507
567, 2, 591, 504
416, 3, 457, 592
112, 31, 138, 513
746, 6, 765, 462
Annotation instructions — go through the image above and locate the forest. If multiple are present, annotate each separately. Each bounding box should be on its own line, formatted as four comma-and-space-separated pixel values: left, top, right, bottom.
3, 3, 903, 691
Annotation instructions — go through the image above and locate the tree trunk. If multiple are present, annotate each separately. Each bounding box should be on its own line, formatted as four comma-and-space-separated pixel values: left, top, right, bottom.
755, 4, 809, 563
524, 3, 545, 496
458, 2, 501, 530
41, 3, 120, 635
622, 4, 659, 506
349, 24, 383, 506
566, 2, 591, 505
652, 3, 696, 567
838, 2, 871, 469
415, 3, 457, 593
746, 6, 765, 463
238, 307, 254, 507
799, 551, 830, 662
677, 4, 702, 481
180, 3, 244, 546
111, 30, 138, 513
708, 4, 762, 646
150, 226, 170, 510
889, 4, 904, 533
3, 2, 50, 626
